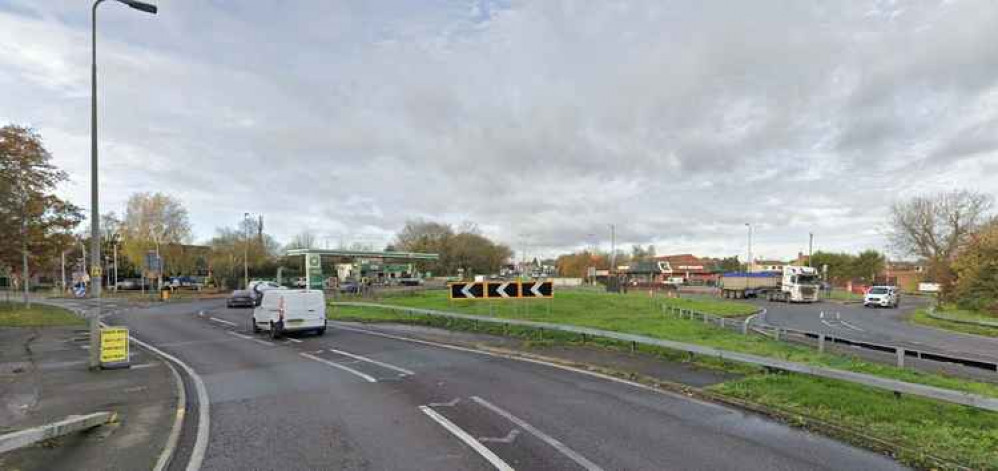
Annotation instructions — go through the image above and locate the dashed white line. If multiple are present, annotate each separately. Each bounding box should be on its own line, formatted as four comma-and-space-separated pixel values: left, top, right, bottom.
326, 348, 415, 376
839, 320, 866, 332
820, 320, 836, 329
419, 406, 514, 471
300, 353, 377, 383
285, 337, 303, 344
209, 317, 237, 327
471, 396, 604, 471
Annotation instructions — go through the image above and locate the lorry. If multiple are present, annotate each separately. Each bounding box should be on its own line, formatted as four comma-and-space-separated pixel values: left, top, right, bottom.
720, 265, 820, 303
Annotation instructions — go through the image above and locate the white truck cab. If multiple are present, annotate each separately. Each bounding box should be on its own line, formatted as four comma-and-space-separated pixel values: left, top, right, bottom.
252, 289, 327, 339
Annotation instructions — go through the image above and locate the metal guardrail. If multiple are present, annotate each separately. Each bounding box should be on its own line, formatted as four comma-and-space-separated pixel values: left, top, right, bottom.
661, 304, 998, 374
928, 308, 998, 328
334, 302, 998, 412
0, 412, 113, 454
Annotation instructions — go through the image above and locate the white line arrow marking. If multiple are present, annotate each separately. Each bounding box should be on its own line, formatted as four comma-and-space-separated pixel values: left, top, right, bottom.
530, 282, 543, 297
497, 282, 511, 298
461, 284, 476, 298
428, 398, 462, 408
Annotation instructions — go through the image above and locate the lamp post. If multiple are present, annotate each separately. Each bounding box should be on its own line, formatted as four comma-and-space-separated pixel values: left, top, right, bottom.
243, 212, 250, 289
91, 0, 158, 298
745, 223, 753, 273
91, 0, 157, 368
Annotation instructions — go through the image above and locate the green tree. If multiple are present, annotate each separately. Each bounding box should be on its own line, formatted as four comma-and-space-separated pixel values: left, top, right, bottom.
120, 192, 192, 287
952, 221, 998, 314
889, 190, 993, 296
0, 126, 83, 303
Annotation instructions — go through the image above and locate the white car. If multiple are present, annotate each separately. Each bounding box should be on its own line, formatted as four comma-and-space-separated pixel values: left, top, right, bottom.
252, 289, 327, 339
864, 286, 899, 308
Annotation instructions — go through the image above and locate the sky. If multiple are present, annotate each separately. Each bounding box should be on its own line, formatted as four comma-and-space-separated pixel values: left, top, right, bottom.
2, 0, 997, 262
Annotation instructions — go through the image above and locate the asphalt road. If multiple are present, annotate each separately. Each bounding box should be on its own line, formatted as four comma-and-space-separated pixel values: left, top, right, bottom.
110, 300, 906, 471
750, 296, 998, 363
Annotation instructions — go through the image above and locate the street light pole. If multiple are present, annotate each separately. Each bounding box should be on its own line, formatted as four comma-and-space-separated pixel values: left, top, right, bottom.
745, 223, 753, 273
243, 212, 250, 289
91, 0, 157, 368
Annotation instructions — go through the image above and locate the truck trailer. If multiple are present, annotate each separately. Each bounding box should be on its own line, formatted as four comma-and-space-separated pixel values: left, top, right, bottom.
720, 265, 820, 303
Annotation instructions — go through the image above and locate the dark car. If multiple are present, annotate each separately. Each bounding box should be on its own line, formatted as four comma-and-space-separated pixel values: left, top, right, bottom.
338, 281, 361, 294
226, 289, 256, 308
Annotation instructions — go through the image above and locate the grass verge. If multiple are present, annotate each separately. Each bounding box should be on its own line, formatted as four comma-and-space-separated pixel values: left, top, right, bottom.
330, 303, 998, 470
910, 306, 998, 338
0, 302, 84, 327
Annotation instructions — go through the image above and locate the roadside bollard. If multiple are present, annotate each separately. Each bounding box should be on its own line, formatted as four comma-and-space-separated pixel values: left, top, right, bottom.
897, 347, 905, 368
703, 313, 709, 325
818, 334, 826, 353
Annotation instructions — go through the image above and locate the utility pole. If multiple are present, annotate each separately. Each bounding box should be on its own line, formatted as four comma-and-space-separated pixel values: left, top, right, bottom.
243, 212, 250, 289
61, 250, 67, 293
808, 232, 814, 267
609, 224, 616, 275
745, 223, 753, 273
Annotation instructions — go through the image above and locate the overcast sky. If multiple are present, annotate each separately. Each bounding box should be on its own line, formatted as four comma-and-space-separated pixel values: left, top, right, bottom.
2, 0, 996, 261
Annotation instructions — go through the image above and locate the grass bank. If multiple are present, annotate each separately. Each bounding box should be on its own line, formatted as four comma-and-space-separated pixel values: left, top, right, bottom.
330, 302, 998, 470
910, 305, 998, 338
0, 302, 84, 327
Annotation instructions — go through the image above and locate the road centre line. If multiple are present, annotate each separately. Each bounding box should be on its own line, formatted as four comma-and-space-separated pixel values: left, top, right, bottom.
471, 396, 604, 471
300, 353, 377, 383
209, 317, 237, 327
418, 406, 514, 471
326, 348, 415, 376
227, 331, 275, 347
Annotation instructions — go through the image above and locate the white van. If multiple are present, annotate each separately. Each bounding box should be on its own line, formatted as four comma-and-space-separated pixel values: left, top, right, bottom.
252, 289, 327, 339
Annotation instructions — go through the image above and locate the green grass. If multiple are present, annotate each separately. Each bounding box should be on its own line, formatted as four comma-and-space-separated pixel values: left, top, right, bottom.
713, 374, 998, 470
329, 290, 998, 398
911, 306, 998, 338
0, 302, 84, 327
330, 300, 998, 470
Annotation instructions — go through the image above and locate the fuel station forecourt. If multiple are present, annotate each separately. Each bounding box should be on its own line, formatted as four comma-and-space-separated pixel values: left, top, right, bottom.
285, 248, 440, 289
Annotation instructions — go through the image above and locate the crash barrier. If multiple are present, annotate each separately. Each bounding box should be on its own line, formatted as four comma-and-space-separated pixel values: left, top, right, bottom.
333, 302, 998, 412
658, 304, 998, 374
927, 307, 998, 328
0, 412, 113, 454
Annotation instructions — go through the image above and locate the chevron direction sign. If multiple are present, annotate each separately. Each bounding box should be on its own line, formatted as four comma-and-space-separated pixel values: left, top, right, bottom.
448, 281, 553, 300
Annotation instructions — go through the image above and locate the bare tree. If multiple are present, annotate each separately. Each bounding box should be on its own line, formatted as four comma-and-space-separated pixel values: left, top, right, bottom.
286, 230, 318, 251
889, 190, 993, 289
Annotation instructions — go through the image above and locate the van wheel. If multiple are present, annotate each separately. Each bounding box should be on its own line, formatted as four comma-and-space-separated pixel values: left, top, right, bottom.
317, 327, 326, 336
251, 318, 261, 334
270, 322, 282, 340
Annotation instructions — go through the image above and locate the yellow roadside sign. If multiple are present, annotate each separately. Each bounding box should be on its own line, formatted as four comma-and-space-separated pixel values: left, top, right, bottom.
100, 327, 130, 367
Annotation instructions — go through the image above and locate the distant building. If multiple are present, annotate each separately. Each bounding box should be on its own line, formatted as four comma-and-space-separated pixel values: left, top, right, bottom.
655, 254, 719, 284
878, 261, 926, 292
752, 260, 787, 273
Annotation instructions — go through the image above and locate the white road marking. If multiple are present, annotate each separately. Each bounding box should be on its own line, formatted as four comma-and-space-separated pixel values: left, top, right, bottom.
228, 332, 253, 340
209, 317, 237, 327
285, 337, 303, 343
819, 311, 825, 319
130, 362, 159, 369
228, 331, 276, 347
839, 320, 866, 332
153, 358, 186, 471
331, 323, 725, 408
820, 320, 837, 329
471, 396, 604, 471
428, 398, 462, 408
419, 405, 514, 471
129, 335, 210, 471
326, 348, 415, 376
300, 353, 377, 383
479, 429, 520, 444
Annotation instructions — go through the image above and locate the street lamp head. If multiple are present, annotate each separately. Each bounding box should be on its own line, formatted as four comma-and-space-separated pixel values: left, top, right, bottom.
117, 0, 157, 14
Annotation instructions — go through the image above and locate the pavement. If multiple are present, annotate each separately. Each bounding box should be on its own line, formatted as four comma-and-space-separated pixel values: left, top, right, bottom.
107, 299, 908, 471
0, 322, 177, 471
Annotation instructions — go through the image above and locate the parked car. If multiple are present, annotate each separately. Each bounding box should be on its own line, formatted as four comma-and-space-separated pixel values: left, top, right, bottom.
864, 286, 899, 308
338, 281, 361, 294
248, 281, 282, 306
251, 289, 327, 339
115, 279, 140, 290
226, 289, 256, 308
